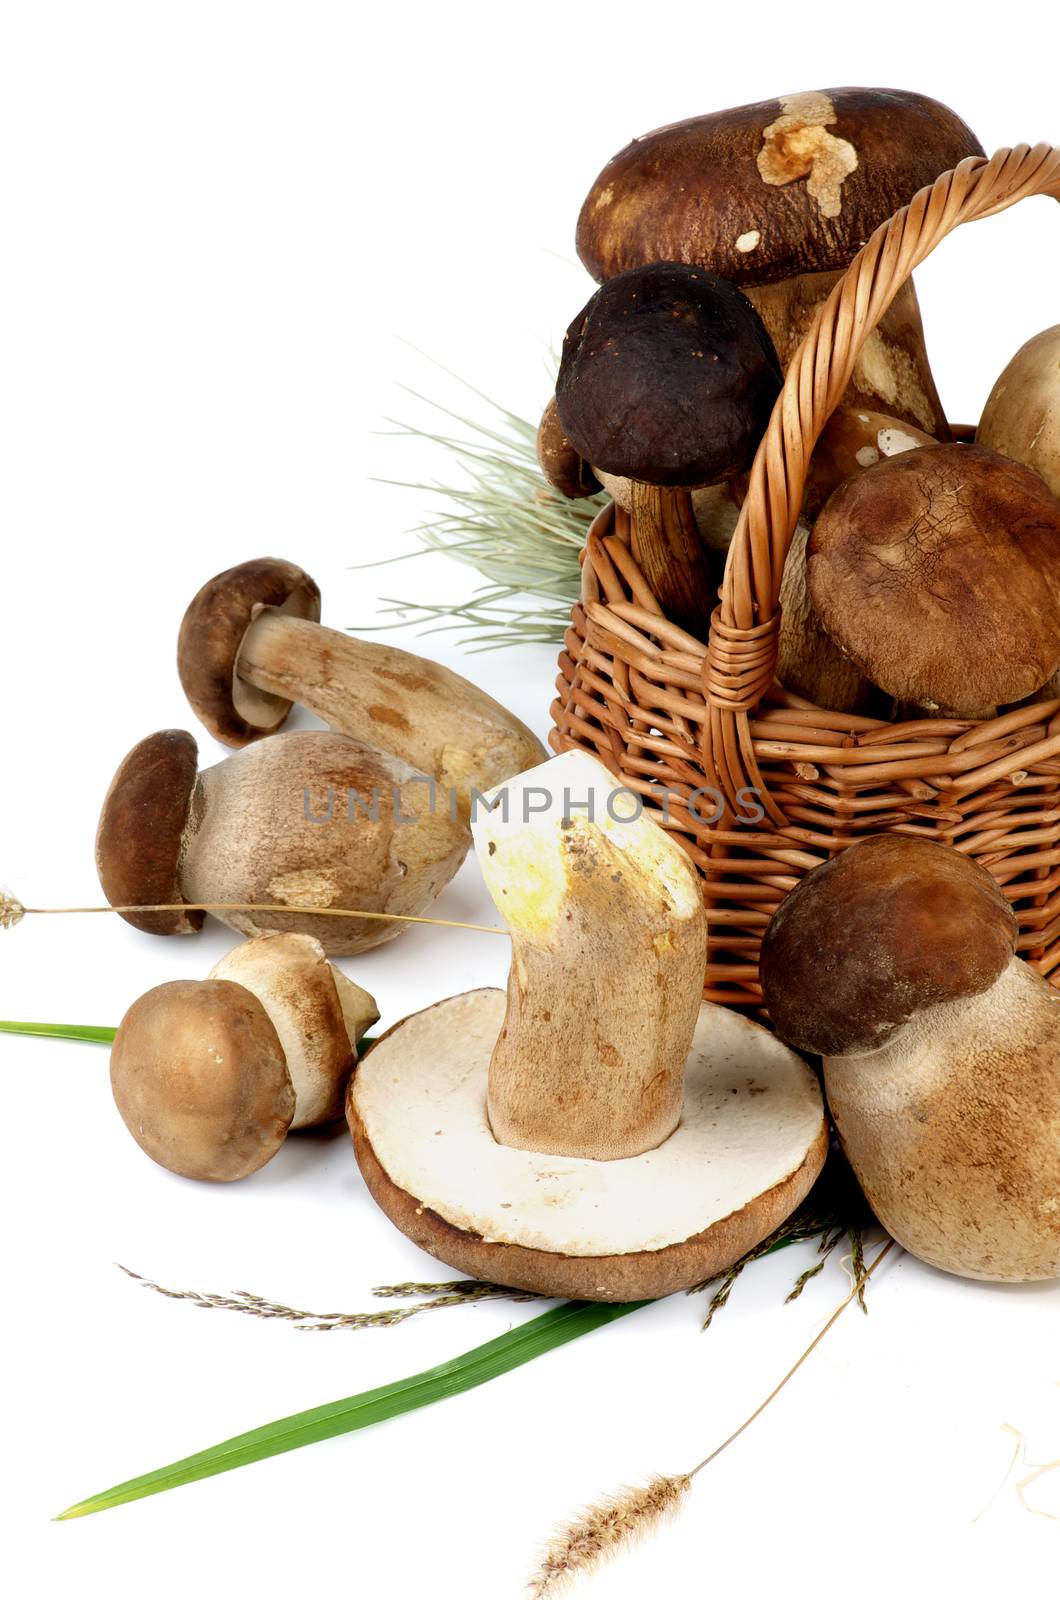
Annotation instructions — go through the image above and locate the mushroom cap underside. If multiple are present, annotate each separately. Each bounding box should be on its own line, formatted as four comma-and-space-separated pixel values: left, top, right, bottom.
348, 989, 827, 1301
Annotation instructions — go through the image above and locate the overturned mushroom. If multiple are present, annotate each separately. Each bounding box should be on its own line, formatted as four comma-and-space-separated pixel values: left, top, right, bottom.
111, 936, 377, 1180
555, 262, 781, 631
348, 750, 827, 1301
807, 444, 1060, 717
178, 558, 545, 812
978, 324, 1060, 500
575, 89, 983, 435
95, 728, 468, 953
761, 835, 1060, 1282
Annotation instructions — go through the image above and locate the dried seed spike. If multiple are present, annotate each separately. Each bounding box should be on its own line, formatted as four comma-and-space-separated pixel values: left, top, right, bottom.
528, 1473, 691, 1597
0, 893, 25, 930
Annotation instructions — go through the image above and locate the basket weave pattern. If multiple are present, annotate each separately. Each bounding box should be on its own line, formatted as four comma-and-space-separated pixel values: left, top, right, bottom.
550, 145, 1060, 1008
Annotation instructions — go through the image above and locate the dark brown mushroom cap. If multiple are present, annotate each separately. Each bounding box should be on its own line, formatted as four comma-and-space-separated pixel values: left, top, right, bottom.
535, 397, 602, 499
807, 445, 1060, 715
110, 979, 295, 1181
555, 263, 782, 488
178, 558, 322, 747
577, 88, 984, 288
95, 729, 203, 936
760, 835, 1016, 1057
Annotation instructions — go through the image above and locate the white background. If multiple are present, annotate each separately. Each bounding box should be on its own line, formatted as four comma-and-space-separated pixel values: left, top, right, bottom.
2, 4, 1058, 1596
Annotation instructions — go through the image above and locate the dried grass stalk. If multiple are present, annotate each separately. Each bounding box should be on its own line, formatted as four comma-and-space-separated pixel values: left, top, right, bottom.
528, 1473, 692, 1596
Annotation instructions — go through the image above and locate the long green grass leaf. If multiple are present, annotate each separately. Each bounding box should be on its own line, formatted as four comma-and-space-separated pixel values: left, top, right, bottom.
0, 1021, 116, 1043
56, 1299, 644, 1519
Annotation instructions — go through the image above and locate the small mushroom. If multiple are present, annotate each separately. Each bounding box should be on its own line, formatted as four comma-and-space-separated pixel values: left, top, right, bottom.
977, 324, 1060, 500
555, 262, 782, 632
575, 88, 984, 435
535, 397, 601, 499
110, 935, 377, 1180
178, 557, 546, 812
761, 835, 1060, 1281
95, 728, 468, 953
806, 444, 1060, 717
348, 750, 827, 1301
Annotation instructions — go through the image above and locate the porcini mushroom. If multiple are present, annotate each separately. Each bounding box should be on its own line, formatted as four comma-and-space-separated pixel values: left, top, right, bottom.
806, 444, 1060, 717
555, 261, 782, 630
575, 89, 985, 435
760, 835, 1060, 1281
96, 728, 468, 953
348, 750, 827, 1300
535, 396, 601, 499
977, 324, 1060, 500
177, 557, 546, 811
110, 936, 377, 1179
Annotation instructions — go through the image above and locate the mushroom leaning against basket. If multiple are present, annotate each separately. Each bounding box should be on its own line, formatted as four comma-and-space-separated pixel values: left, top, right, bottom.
554, 261, 782, 633
111, 933, 378, 1181
348, 749, 828, 1301
95, 728, 468, 953
575, 87, 984, 435
760, 835, 1060, 1281
178, 557, 546, 815
806, 443, 1060, 717
977, 324, 1060, 499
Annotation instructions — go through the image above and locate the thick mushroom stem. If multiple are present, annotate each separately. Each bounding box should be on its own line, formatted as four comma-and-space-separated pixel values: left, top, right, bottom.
745, 276, 949, 439
233, 613, 545, 815
472, 751, 708, 1161
628, 482, 717, 635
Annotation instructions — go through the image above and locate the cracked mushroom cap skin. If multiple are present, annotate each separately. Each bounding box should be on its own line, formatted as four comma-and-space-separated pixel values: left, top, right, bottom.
806, 444, 1060, 717
760, 835, 1017, 1058
178, 557, 322, 746
110, 979, 296, 1181
576, 89, 984, 289
555, 263, 782, 488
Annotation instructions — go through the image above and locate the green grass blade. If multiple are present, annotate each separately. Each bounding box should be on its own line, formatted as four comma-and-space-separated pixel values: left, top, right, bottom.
0, 1021, 116, 1044
56, 1299, 644, 1519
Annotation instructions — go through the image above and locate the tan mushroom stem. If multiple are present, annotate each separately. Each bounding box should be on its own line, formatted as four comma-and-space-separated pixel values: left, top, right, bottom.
745, 276, 949, 438
472, 750, 708, 1160
626, 482, 717, 638
234, 613, 544, 815
596, 470, 742, 556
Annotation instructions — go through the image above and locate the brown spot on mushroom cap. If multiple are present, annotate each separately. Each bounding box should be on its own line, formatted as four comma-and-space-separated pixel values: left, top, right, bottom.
555, 263, 781, 488
178, 558, 321, 747
576, 88, 984, 288
535, 397, 602, 499
95, 729, 203, 936
110, 979, 295, 1181
807, 445, 1060, 715
761, 835, 1016, 1057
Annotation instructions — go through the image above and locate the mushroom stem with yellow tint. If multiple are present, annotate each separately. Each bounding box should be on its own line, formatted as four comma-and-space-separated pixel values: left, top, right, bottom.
178, 558, 546, 812
348, 750, 827, 1301
95, 728, 468, 954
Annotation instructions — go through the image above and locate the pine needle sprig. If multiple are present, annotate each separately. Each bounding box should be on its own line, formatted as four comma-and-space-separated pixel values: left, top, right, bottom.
118, 1265, 543, 1332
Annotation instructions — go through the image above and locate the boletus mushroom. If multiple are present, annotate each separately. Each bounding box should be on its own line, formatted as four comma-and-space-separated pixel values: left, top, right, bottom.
348, 750, 827, 1301
806, 444, 1060, 717
555, 261, 782, 632
761, 835, 1060, 1281
977, 324, 1060, 501
575, 88, 985, 435
95, 728, 468, 953
178, 557, 545, 814
535, 396, 601, 499
111, 934, 378, 1180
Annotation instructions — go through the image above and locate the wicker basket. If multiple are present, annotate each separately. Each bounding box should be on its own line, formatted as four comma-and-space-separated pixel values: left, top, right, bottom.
550, 144, 1060, 1009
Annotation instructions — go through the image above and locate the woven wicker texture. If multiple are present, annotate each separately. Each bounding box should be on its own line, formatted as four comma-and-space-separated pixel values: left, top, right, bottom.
551, 145, 1060, 1008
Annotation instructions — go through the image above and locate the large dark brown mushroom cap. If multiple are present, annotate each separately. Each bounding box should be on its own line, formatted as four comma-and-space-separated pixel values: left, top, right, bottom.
806, 444, 1060, 715
110, 979, 295, 1181
577, 88, 984, 288
95, 729, 203, 936
178, 557, 321, 747
555, 263, 781, 488
761, 835, 1017, 1057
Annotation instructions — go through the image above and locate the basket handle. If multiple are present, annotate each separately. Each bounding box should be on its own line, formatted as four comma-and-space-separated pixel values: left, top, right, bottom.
703, 143, 1060, 820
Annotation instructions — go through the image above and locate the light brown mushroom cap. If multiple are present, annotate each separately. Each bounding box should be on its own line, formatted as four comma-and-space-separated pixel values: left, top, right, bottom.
110, 979, 295, 1180
977, 324, 1060, 500
807, 444, 1060, 715
209, 933, 378, 1127
95, 730, 204, 936
178, 558, 322, 747
535, 398, 601, 499
348, 990, 827, 1301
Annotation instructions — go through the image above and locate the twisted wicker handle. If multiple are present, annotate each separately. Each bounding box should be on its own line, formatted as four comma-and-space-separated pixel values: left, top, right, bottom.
703, 144, 1060, 819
